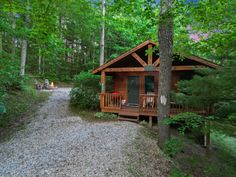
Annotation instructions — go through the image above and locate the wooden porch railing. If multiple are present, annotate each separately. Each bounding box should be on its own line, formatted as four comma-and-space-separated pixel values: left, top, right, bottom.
139, 94, 158, 114
101, 93, 210, 116
100, 93, 124, 109
170, 102, 209, 115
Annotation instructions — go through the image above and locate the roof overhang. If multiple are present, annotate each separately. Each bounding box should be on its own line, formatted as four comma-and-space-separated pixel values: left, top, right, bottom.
92, 40, 219, 75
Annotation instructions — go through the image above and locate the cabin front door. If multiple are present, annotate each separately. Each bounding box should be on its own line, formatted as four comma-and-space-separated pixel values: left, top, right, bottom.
128, 76, 140, 105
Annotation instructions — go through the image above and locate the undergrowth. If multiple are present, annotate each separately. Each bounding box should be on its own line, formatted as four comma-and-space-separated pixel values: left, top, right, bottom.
0, 88, 50, 141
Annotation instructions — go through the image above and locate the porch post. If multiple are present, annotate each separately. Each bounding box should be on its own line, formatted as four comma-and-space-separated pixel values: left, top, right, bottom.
100, 71, 106, 109
101, 71, 106, 93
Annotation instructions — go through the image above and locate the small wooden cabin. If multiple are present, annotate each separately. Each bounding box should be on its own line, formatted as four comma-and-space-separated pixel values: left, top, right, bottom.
92, 40, 218, 121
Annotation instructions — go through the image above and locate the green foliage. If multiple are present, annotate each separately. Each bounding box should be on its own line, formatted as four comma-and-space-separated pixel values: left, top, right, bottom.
70, 87, 99, 110
163, 138, 183, 157
215, 101, 236, 122
73, 71, 100, 91
174, 59, 236, 124
164, 112, 204, 135
212, 131, 236, 157
0, 56, 22, 91
0, 102, 6, 114
170, 166, 193, 177
228, 113, 236, 124
0, 88, 50, 140
70, 71, 100, 110
94, 112, 117, 120
176, 72, 221, 108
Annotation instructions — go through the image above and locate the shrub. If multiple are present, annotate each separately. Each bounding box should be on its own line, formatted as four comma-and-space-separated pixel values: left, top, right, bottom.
164, 112, 204, 135
70, 71, 101, 110
215, 101, 236, 121
0, 57, 23, 91
94, 112, 118, 119
163, 138, 183, 157
228, 113, 236, 124
73, 71, 100, 91
70, 87, 99, 110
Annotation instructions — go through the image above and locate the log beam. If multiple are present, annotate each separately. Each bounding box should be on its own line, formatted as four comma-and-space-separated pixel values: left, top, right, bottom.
104, 67, 145, 72
153, 58, 160, 66
103, 65, 204, 72
131, 53, 147, 67
148, 44, 153, 65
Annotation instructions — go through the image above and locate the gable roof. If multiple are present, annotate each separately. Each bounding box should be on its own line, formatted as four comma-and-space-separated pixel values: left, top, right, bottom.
92, 40, 219, 74
92, 40, 156, 74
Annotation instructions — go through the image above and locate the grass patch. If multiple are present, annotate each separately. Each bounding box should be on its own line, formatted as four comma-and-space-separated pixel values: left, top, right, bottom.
0, 90, 50, 142
172, 128, 236, 177
212, 121, 236, 138
170, 166, 193, 177
212, 131, 236, 157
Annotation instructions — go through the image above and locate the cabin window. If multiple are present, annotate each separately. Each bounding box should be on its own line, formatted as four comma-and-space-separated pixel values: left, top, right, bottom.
145, 76, 155, 93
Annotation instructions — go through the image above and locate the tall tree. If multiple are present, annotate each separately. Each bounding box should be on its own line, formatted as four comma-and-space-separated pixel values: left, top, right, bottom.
20, 0, 29, 76
20, 39, 27, 76
99, 0, 105, 66
157, 0, 174, 148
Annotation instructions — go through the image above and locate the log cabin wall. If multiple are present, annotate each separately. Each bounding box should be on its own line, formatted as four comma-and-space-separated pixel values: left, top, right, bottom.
112, 72, 159, 100
112, 70, 194, 98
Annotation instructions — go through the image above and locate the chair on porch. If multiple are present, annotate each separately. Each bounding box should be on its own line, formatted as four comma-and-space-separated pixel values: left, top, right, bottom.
142, 92, 155, 108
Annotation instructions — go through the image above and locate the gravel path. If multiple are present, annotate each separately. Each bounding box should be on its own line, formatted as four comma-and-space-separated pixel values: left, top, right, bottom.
0, 88, 141, 177
0, 88, 170, 177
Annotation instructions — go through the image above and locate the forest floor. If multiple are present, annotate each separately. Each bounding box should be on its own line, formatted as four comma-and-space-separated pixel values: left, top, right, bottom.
0, 88, 170, 177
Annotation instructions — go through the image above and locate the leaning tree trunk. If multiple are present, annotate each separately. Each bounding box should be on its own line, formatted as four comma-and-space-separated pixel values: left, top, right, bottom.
20, 39, 27, 76
157, 0, 174, 149
99, 0, 106, 66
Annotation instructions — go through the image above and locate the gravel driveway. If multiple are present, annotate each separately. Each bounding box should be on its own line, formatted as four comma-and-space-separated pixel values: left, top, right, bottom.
0, 88, 169, 177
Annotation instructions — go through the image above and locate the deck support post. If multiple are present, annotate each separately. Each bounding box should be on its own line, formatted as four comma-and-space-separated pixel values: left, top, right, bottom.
149, 116, 152, 128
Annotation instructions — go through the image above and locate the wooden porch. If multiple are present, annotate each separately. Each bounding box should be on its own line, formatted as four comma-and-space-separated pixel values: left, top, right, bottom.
100, 93, 209, 117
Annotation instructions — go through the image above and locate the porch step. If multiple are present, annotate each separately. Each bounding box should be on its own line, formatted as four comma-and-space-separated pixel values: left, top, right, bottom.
118, 111, 139, 117
118, 117, 138, 122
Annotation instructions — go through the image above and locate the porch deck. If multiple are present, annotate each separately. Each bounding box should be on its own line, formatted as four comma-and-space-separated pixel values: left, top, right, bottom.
100, 93, 209, 117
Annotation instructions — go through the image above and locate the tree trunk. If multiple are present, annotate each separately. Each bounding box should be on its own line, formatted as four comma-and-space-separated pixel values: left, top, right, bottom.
157, 0, 174, 149
11, 12, 16, 57
20, 0, 30, 76
20, 40, 27, 76
99, 0, 106, 66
